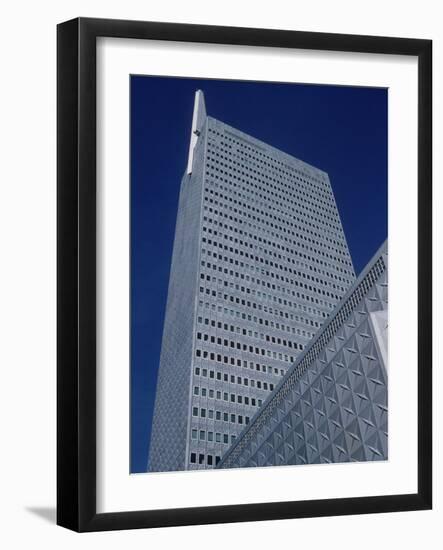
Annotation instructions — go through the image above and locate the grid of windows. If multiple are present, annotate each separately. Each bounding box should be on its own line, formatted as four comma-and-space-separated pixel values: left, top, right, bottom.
188, 116, 355, 470
148, 92, 355, 473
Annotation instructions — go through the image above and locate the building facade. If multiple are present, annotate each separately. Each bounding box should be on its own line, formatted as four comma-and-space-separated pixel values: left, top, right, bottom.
148, 90, 356, 472
218, 242, 388, 469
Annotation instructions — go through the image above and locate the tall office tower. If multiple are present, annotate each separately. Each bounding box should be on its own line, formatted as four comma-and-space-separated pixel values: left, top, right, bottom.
148, 90, 356, 472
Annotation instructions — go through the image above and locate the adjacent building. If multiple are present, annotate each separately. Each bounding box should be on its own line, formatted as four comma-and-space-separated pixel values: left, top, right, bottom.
218, 242, 388, 469
148, 90, 356, 472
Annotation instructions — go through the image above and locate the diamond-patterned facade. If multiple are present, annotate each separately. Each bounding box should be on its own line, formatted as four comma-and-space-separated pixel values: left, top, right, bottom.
218, 243, 388, 469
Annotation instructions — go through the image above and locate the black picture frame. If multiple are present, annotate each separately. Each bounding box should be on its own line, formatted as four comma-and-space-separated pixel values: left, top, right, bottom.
57, 17, 432, 532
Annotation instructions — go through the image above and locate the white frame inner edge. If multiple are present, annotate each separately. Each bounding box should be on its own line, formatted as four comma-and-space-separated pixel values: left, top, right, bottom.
96, 37, 418, 513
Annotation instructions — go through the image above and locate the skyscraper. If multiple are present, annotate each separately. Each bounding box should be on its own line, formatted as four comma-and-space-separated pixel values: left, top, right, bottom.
148, 90, 356, 472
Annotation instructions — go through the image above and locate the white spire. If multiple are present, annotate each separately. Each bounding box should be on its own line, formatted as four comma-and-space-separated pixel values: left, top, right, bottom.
186, 90, 207, 174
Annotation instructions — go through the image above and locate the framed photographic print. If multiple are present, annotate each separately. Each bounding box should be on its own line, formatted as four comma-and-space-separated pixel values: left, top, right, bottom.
57, 17, 432, 531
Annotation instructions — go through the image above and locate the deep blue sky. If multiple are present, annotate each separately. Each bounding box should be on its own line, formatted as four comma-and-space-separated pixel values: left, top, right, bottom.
130, 75, 387, 473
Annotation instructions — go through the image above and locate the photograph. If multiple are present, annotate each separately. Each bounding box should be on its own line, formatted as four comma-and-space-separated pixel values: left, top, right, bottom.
130, 76, 388, 474
0, 1, 435, 544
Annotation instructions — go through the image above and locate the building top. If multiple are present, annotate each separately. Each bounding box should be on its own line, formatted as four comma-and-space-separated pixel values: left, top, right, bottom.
186, 89, 207, 174
186, 89, 330, 180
